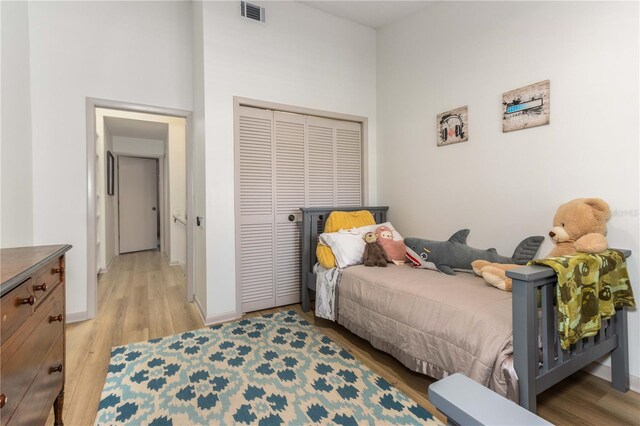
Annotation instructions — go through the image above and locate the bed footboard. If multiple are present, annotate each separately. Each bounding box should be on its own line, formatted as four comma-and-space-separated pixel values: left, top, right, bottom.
507, 249, 631, 413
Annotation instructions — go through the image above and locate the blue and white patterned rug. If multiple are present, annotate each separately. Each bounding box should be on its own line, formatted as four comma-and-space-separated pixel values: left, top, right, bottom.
96, 310, 441, 425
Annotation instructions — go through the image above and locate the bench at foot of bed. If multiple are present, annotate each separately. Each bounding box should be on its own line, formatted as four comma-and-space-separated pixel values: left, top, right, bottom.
429, 373, 552, 426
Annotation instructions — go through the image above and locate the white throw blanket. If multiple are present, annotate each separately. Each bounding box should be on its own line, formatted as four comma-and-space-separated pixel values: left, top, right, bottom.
313, 263, 342, 321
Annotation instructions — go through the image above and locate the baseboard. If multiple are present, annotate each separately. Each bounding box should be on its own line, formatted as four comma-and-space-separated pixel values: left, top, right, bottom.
193, 297, 242, 326
169, 260, 186, 273
204, 311, 242, 326
66, 310, 89, 324
193, 296, 207, 325
98, 255, 116, 275
584, 361, 640, 393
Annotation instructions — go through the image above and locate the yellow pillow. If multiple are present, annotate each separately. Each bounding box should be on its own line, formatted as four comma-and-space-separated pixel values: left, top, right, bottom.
316, 210, 376, 268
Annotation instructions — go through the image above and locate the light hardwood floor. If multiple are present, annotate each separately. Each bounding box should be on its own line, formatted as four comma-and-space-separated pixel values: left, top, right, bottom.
48, 250, 203, 425
53, 251, 639, 425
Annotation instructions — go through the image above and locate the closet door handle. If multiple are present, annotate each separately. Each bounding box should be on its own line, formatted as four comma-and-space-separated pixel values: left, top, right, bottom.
288, 215, 295, 222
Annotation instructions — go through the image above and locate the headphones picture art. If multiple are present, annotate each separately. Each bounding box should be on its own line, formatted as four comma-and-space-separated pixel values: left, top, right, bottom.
437, 105, 468, 146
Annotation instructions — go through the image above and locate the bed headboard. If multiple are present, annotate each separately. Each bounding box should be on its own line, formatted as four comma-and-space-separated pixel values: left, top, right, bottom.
299, 206, 389, 311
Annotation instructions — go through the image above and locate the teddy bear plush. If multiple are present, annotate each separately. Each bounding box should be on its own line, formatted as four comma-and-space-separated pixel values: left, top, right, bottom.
375, 225, 406, 265
363, 232, 388, 267
472, 198, 611, 291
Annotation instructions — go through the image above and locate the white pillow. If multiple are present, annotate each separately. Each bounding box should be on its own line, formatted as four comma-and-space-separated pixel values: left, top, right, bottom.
319, 222, 403, 269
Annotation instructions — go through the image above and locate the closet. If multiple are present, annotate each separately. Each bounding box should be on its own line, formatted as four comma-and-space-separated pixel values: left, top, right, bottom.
236, 106, 363, 312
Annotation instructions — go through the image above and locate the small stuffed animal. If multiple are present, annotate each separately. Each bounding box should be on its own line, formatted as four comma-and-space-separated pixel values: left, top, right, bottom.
472, 198, 611, 291
363, 232, 388, 267
375, 225, 406, 265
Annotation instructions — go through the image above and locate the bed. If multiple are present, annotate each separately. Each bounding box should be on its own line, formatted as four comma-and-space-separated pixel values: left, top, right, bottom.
299, 206, 631, 413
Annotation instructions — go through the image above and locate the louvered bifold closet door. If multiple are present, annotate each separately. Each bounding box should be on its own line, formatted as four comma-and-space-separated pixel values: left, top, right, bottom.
307, 116, 362, 207
238, 108, 363, 313
237, 106, 276, 312
274, 112, 306, 306
307, 116, 337, 207
335, 121, 362, 207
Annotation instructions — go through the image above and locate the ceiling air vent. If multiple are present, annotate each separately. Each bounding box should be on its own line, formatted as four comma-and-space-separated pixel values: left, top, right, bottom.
241, 1, 265, 23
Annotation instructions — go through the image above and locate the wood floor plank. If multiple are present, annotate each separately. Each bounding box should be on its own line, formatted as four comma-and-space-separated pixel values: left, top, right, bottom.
165, 284, 201, 333
148, 294, 175, 340
123, 284, 150, 336
598, 392, 640, 425
109, 298, 128, 347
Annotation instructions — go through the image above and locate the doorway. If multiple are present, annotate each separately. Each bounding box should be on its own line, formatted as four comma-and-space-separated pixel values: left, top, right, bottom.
86, 98, 196, 321
118, 156, 159, 253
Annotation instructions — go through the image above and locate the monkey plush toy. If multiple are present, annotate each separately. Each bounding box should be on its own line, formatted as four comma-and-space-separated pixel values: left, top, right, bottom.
363, 232, 388, 267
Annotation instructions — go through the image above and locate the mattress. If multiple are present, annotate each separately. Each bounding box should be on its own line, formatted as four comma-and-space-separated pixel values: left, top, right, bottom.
336, 264, 516, 399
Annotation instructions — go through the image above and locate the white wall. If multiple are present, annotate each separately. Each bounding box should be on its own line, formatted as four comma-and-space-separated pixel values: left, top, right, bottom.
192, 0, 208, 319
167, 123, 187, 269
1, 1, 33, 248
95, 111, 106, 271
113, 137, 165, 158
377, 1, 639, 381
27, 1, 193, 318
200, 1, 377, 321
104, 125, 115, 269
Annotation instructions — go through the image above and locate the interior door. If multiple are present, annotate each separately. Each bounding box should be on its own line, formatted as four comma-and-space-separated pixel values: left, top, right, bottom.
119, 156, 158, 253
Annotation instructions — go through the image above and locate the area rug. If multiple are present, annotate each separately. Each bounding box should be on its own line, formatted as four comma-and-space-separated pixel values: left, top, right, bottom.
96, 310, 441, 425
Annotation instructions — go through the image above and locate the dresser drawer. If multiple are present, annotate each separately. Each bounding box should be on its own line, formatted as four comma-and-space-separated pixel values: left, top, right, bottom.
1, 279, 35, 345
0, 285, 64, 425
7, 334, 64, 426
31, 258, 63, 309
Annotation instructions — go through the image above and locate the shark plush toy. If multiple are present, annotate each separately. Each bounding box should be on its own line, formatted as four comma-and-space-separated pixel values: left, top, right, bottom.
404, 229, 543, 275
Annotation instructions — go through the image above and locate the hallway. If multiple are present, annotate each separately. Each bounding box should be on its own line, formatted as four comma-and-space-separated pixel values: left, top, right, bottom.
49, 250, 202, 425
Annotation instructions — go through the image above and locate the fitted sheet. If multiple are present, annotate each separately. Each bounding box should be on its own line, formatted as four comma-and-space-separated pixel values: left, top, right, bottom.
336, 264, 516, 399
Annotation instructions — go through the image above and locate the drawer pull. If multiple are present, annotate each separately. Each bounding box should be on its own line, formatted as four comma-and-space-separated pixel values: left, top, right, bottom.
52, 267, 65, 274
0, 393, 6, 409
34, 282, 48, 292
21, 295, 36, 306
50, 314, 64, 323
49, 364, 64, 374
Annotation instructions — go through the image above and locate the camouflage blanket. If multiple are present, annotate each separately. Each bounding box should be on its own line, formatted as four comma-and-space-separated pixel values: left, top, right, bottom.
530, 250, 635, 349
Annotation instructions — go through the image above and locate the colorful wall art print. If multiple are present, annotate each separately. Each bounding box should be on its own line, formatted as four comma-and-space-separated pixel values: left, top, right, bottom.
502, 80, 550, 132
437, 106, 468, 146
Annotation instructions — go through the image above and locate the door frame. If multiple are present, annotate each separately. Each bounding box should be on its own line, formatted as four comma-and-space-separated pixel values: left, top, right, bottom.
86, 97, 194, 320
233, 97, 369, 315
115, 155, 162, 254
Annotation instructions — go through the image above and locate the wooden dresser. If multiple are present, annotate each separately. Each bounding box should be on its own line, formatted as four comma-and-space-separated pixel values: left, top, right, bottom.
1, 245, 72, 426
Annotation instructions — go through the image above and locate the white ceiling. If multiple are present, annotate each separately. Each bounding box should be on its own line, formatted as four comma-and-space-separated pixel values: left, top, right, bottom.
300, 1, 432, 29
104, 116, 168, 141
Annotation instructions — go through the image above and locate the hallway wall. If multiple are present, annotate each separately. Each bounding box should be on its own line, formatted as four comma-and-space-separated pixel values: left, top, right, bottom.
27, 1, 193, 319
1, 1, 33, 247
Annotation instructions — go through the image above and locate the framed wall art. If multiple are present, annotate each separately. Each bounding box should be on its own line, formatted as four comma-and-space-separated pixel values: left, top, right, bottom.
502, 80, 550, 132
437, 106, 468, 147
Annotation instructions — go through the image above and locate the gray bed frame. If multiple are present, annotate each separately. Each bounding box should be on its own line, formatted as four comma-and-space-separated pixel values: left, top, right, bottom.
299, 206, 631, 413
